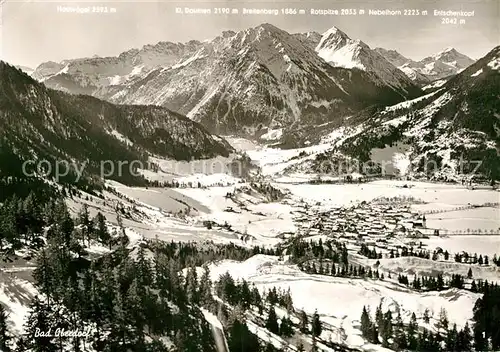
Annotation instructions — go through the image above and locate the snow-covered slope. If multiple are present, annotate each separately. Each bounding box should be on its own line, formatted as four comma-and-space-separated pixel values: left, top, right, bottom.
328, 45, 499, 180
207, 255, 481, 350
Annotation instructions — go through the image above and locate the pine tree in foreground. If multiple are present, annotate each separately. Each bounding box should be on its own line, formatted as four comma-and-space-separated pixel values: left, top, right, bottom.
0, 304, 11, 352
311, 309, 322, 337
279, 315, 294, 337
265, 305, 280, 334
299, 310, 309, 334
360, 306, 372, 339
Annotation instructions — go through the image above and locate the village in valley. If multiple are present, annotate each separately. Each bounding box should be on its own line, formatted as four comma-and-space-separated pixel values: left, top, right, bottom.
281, 188, 499, 265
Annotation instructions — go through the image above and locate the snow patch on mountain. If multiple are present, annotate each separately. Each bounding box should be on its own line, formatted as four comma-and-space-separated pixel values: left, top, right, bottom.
487, 57, 500, 70
107, 129, 134, 146
422, 79, 447, 91
261, 128, 283, 141
471, 68, 483, 77
170, 48, 206, 70
383, 89, 442, 113
0, 277, 38, 335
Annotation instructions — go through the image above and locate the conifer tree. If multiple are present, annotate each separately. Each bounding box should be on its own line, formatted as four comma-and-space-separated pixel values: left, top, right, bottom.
370, 323, 379, 344
299, 310, 309, 334
311, 309, 322, 337
266, 305, 280, 334
458, 322, 472, 352
360, 306, 372, 339
473, 324, 487, 352
279, 315, 294, 337
437, 307, 449, 332
423, 308, 431, 324
283, 288, 294, 313
446, 323, 459, 351
94, 212, 111, 247
380, 310, 393, 347
88, 270, 105, 349
251, 285, 263, 315
217, 272, 237, 305
407, 312, 418, 349
199, 266, 214, 308
375, 303, 383, 327
393, 310, 407, 350
227, 318, 260, 352
239, 279, 252, 311
32, 249, 54, 305
23, 297, 57, 352
126, 278, 145, 346
109, 282, 129, 349
467, 267, 473, 279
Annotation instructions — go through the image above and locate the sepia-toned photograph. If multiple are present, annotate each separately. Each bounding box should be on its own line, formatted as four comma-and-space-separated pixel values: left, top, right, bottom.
0, 0, 498, 351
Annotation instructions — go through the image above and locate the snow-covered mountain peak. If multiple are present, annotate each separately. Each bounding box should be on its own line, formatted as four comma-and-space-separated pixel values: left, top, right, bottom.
316, 26, 352, 53
255, 22, 283, 32
320, 26, 351, 41
436, 47, 458, 56
315, 26, 366, 70
30, 24, 422, 136
313, 26, 419, 93
432, 47, 473, 66
377, 46, 476, 83
221, 30, 237, 38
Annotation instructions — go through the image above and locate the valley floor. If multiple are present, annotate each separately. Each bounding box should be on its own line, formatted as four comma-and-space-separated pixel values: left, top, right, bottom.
1, 138, 499, 351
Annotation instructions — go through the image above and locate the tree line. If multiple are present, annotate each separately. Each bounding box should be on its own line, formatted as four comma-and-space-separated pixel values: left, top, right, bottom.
360, 304, 473, 351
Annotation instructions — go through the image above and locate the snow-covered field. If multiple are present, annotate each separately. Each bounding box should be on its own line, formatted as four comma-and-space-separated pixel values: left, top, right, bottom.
246, 145, 330, 176
137, 154, 242, 184
421, 235, 500, 258
425, 208, 500, 233
207, 255, 481, 351
352, 254, 500, 284
280, 180, 499, 209
175, 186, 296, 246
66, 184, 244, 246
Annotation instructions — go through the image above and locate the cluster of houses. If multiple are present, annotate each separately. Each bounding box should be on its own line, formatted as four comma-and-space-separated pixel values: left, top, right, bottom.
293, 201, 440, 245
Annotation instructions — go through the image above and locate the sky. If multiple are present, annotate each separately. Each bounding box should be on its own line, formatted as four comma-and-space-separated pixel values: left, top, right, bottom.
1, 0, 498, 68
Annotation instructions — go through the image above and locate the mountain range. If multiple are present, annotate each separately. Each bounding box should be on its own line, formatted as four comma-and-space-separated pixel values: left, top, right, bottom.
375, 47, 476, 85
5, 23, 497, 182
28, 24, 423, 137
